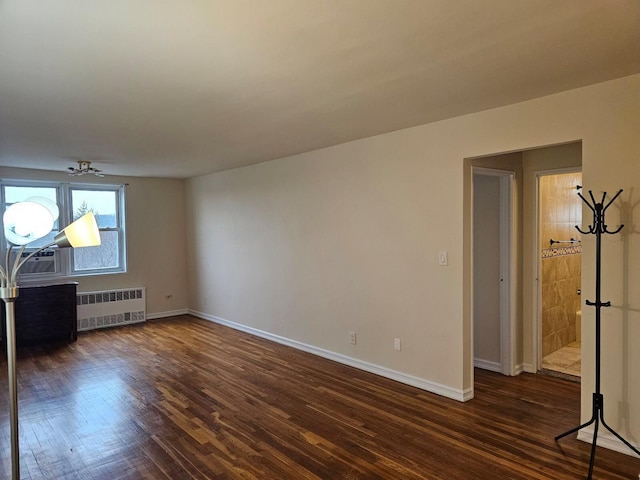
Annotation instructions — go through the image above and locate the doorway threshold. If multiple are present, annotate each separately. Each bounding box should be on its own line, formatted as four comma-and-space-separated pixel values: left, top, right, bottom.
540, 341, 581, 383
539, 368, 580, 383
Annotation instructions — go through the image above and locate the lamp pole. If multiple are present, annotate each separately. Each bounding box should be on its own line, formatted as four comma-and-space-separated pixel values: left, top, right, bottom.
1, 287, 20, 480
1, 245, 56, 479
0, 246, 56, 480
2, 244, 54, 480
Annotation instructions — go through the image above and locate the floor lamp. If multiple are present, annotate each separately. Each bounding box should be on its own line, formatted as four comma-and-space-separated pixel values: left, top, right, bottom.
1, 198, 101, 480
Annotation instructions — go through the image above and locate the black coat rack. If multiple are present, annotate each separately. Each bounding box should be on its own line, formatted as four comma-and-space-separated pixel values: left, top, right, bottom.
555, 189, 640, 479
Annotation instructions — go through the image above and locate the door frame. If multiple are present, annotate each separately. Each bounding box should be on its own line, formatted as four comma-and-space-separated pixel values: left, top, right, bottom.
473, 167, 517, 376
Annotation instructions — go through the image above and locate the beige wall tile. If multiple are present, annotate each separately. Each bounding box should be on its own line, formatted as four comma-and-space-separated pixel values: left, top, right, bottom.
540, 172, 583, 355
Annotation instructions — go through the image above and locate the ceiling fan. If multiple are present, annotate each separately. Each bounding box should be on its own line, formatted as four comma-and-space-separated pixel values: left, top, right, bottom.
68, 160, 104, 177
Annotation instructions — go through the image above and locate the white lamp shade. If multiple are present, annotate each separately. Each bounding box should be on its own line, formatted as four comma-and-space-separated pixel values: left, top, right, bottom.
54, 213, 101, 248
3, 201, 55, 245
25, 196, 59, 222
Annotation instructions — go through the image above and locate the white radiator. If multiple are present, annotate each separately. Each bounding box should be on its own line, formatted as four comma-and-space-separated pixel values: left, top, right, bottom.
77, 287, 146, 332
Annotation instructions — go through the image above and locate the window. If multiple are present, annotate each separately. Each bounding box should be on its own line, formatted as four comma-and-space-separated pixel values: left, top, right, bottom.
0, 180, 126, 279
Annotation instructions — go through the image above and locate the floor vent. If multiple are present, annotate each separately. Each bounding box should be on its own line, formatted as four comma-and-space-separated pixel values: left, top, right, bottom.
77, 287, 146, 332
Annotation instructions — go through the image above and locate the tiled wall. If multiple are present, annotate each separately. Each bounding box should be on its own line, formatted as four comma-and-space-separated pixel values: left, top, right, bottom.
540, 172, 582, 357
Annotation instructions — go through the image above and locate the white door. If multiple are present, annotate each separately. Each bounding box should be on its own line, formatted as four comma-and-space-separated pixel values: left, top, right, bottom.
473, 168, 515, 375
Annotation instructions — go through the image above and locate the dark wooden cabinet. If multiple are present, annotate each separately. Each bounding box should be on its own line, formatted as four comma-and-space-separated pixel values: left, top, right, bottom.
1, 282, 78, 347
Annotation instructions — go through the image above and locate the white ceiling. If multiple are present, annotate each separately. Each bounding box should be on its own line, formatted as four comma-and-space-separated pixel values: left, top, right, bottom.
1, 1, 638, 179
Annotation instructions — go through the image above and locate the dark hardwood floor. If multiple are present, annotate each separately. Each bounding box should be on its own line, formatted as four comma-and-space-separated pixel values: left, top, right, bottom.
0, 315, 638, 479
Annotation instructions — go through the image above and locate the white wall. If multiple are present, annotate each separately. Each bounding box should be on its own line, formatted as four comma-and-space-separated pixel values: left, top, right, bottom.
186, 74, 640, 450
0, 167, 189, 318
187, 133, 467, 398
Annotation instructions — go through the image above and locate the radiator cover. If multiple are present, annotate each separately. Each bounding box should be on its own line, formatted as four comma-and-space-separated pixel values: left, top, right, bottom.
77, 287, 146, 332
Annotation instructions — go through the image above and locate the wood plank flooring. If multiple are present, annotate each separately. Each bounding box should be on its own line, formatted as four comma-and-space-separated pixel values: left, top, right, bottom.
0, 315, 638, 479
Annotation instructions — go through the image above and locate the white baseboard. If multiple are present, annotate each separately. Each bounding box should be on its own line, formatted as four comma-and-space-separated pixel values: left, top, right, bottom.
147, 309, 189, 320
522, 363, 536, 374
577, 429, 640, 458
474, 359, 526, 377
189, 310, 472, 402
474, 358, 502, 373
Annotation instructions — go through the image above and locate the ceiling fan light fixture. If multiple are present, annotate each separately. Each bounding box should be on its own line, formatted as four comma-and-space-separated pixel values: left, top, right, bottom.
68, 160, 104, 177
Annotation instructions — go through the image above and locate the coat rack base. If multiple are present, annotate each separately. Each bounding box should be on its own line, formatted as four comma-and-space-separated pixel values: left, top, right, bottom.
556, 393, 640, 479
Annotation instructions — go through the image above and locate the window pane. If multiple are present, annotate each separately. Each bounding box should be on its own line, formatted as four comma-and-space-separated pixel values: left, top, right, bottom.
4, 186, 60, 247
73, 231, 119, 270
71, 190, 117, 227
5, 186, 57, 205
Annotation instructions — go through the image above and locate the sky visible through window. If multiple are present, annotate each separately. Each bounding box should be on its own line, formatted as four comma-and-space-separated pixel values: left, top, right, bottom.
5, 186, 56, 204
4, 187, 116, 217
72, 190, 116, 215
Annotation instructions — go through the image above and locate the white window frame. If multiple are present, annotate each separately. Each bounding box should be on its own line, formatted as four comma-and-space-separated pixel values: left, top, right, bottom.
0, 179, 127, 280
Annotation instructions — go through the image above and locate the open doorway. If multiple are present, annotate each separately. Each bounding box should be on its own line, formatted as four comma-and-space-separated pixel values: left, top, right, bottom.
466, 142, 582, 393
537, 170, 583, 380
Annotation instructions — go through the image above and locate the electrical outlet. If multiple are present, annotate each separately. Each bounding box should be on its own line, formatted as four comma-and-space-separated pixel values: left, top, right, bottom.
394, 338, 401, 351
349, 331, 357, 345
